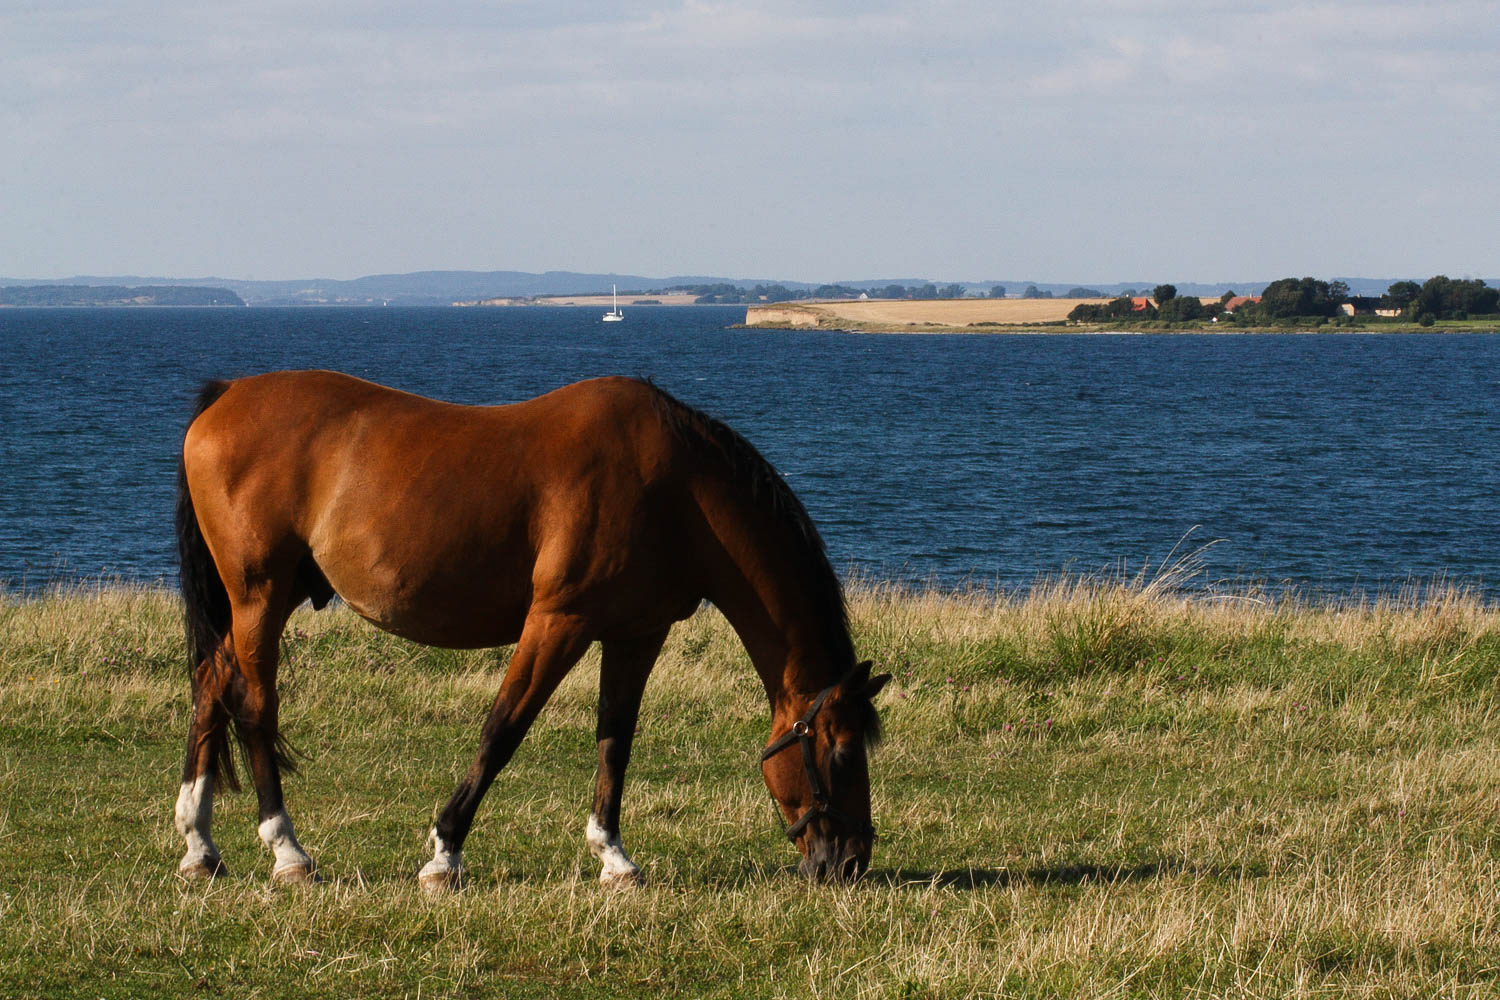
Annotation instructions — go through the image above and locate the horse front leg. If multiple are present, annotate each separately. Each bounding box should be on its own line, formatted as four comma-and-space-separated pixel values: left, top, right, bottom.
231, 599, 316, 883
586, 630, 668, 887
420, 611, 593, 891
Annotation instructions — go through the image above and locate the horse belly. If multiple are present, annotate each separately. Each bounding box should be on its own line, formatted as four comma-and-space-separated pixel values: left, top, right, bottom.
314, 543, 531, 649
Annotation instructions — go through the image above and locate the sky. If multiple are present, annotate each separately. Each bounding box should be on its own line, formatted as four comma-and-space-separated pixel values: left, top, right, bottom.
4, 1, 1498, 284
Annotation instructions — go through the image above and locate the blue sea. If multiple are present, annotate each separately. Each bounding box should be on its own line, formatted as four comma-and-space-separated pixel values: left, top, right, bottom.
2, 306, 1498, 600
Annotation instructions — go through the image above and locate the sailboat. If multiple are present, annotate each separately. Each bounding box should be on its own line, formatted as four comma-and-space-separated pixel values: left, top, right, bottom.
602, 284, 624, 322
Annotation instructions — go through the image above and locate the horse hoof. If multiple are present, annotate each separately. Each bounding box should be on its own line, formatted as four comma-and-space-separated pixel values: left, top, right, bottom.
271, 862, 318, 885
419, 867, 465, 893
178, 855, 227, 880
600, 868, 644, 889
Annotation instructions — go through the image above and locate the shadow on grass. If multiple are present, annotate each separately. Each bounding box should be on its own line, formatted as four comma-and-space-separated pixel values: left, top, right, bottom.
869, 855, 1251, 890
248, 856, 1262, 892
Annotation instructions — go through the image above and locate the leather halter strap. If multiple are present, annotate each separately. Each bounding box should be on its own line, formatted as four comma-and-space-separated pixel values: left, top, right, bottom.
760, 670, 874, 842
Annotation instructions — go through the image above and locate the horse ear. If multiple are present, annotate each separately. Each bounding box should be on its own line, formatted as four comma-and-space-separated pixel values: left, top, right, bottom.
863, 673, 892, 699
848, 660, 873, 688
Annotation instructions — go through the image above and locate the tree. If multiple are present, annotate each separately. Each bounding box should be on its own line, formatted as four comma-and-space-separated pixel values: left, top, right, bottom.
1384, 281, 1421, 310
1219, 290, 1236, 305
1157, 295, 1204, 322
1069, 297, 1147, 322
938, 283, 966, 299
988, 285, 1006, 299
1410, 275, 1499, 319
757, 284, 797, 303
915, 283, 938, 299
1258, 277, 1342, 319
1065, 287, 1104, 298
881, 284, 908, 299
1153, 284, 1177, 305
814, 284, 859, 299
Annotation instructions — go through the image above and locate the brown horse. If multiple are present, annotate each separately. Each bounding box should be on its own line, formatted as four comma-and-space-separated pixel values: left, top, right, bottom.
174, 370, 888, 888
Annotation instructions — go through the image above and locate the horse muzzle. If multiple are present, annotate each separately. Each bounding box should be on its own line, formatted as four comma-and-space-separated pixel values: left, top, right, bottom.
799, 831, 871, 883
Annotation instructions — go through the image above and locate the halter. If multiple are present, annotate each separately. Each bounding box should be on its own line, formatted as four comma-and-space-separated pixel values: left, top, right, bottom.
760, 670, 875, 843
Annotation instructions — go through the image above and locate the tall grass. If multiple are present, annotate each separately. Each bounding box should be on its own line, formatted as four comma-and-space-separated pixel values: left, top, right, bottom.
3, 577, 1500, 998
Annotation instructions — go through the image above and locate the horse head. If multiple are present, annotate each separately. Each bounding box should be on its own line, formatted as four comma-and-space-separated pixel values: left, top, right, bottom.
761, 660, 891, 882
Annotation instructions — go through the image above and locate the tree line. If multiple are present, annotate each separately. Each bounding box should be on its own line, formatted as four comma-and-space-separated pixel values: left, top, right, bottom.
1067, 276, 1499, 326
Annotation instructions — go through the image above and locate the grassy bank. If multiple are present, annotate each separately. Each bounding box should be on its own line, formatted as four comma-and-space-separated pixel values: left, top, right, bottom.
4, 582, 1500, 998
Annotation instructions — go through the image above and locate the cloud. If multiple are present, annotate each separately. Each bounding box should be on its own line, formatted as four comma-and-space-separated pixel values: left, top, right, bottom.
2, 0, 1497, 278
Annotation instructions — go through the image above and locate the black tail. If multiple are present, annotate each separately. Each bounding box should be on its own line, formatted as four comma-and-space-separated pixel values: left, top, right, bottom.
176, 379, 241, 789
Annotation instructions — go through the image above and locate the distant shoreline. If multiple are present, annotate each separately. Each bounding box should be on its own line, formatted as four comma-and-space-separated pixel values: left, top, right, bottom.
455, 292, 705, 307
741, 300, 1500, 335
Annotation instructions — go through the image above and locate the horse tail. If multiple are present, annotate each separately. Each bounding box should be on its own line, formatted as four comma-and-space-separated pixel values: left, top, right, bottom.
176, 379, 241, 789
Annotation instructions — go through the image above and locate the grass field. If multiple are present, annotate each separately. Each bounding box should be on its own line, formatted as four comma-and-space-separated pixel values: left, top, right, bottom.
5, 579, 1500, 998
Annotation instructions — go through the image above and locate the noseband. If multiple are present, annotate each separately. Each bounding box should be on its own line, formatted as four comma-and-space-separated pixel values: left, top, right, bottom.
760, 675, 875, 842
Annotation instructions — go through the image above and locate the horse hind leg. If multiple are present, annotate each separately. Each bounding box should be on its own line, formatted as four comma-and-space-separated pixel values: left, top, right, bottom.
176, 639, 237, 878
586, 629, 668, 887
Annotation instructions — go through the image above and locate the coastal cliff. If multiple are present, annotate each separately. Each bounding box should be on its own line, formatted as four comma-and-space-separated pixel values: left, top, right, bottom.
742, 304, 825, 327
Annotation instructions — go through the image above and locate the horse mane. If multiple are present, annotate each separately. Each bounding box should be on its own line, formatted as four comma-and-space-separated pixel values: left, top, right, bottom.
640, 379, 858, 679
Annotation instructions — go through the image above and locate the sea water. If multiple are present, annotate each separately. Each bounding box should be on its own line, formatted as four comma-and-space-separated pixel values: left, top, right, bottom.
2, 306, 1497, 599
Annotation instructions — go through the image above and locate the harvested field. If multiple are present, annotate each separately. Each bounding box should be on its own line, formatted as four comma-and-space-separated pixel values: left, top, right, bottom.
746, 297, 1105, 329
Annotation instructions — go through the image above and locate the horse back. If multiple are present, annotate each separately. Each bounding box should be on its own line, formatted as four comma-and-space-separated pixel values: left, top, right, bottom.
182, 371, 703, 647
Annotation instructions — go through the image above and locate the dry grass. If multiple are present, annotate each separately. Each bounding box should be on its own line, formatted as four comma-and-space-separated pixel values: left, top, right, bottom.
4, 580, 1500, 997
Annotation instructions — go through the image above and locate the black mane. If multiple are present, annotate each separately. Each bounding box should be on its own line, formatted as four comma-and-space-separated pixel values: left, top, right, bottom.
642, 380, 857, 676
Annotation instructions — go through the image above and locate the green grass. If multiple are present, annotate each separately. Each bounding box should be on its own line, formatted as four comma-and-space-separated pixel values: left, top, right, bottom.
4, 581, 1500, 998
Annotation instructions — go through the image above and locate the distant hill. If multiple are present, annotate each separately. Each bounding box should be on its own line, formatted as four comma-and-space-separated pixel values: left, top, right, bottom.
0, 285, 244, 307
0, 271, 820, 306
0, 271, 1481, 306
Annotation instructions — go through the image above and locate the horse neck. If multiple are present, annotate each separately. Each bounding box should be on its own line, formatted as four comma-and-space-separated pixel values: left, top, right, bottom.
705, 548, 851, 712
